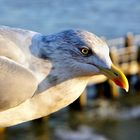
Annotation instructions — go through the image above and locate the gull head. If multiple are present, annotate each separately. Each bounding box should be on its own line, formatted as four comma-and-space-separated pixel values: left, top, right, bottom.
31, 29, 129, 91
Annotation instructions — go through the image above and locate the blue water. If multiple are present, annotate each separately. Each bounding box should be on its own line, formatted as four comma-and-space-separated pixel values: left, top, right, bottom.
0, 0, 140, 38
0, 0, 140, 140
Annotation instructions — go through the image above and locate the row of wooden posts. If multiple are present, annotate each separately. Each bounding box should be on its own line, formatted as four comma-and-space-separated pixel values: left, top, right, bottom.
70, 33, 140, 110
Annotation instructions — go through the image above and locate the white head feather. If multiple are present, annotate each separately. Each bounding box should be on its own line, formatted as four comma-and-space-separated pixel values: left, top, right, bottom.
30, 29, 112, 89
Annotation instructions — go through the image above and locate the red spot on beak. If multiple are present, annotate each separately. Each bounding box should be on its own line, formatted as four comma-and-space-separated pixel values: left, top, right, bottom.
113, 79, 124, 88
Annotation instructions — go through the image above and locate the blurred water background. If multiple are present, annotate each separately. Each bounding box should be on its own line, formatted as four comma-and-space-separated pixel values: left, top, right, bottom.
0, 0, 140, 140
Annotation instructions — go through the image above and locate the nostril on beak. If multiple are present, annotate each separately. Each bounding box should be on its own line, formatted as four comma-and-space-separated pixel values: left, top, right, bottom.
114, 72, 119, 77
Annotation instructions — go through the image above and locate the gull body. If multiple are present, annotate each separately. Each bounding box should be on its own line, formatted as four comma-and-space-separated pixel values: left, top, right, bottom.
0, 26, 128, 127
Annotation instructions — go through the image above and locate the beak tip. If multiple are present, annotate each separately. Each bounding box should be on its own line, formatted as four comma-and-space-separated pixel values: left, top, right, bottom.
125, 86, 129, 92
124, 82, 129, 92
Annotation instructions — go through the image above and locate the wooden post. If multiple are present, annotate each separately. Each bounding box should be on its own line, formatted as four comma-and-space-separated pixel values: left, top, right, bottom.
96, 80, 118, 99
69, 90, 87, 110
0, 127, 6, 140
31, 117, 49, 140
107, 80, 119, 98
95, 83, 104, 98
110, 47, 119, 66
31, 116, 48, 126
124, 32, 133, 47
124, 33, 134, 82
0, 128, 5, 134
137, 46, 140, 71
135, 46, 140, 90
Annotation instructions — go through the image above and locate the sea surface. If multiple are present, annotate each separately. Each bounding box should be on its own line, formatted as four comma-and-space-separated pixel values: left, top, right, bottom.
0, 0, 140, 140
0, 0, 140, 38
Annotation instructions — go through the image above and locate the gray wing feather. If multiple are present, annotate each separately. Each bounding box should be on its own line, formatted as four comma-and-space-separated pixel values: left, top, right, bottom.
0, 56, 38, 111
0, 26, 38, 48
0, 26, 40, 64
0, 26, 40, 111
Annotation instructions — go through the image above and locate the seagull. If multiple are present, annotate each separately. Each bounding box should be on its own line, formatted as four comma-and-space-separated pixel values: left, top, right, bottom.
0, 26, 128, 127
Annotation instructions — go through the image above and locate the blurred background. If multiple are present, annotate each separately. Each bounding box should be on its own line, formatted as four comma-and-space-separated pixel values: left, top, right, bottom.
0, 0, 140, 140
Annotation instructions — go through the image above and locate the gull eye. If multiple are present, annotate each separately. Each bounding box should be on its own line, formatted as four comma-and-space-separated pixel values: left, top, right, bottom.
80, 47, 92, 56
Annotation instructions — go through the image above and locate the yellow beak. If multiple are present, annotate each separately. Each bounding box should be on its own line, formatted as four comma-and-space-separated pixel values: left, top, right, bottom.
99, 64, 129, 92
